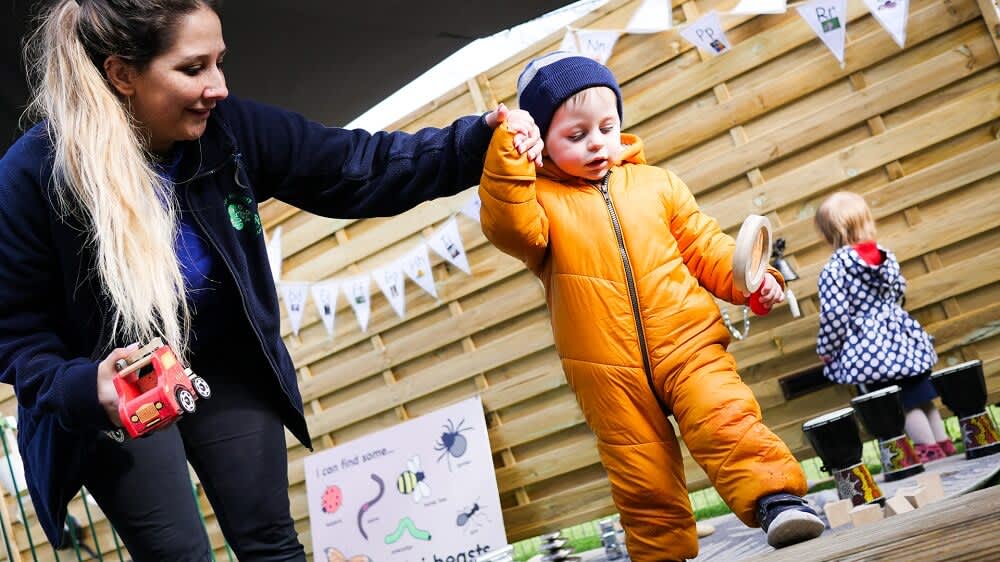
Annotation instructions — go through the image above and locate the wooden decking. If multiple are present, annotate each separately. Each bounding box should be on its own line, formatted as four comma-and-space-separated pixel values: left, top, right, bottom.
745, 484, 1000, 561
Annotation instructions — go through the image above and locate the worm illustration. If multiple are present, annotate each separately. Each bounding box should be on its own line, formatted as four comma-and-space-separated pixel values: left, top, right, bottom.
356, 474, 385, 540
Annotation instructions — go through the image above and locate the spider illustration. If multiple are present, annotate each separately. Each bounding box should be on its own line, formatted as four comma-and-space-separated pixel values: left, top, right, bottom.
434, 417, 472, 470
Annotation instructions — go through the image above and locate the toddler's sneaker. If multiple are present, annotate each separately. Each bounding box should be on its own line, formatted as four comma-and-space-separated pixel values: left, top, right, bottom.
757, 492, 825, 548
937, 439, 959, 457
915, 442, 947, 463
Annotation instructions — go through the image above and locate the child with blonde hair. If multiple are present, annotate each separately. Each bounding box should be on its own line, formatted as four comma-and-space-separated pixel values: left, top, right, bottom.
479, 52, 824, 562
815, 191, 956, 462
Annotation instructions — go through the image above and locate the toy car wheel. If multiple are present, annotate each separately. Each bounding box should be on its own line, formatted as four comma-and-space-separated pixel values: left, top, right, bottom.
176, 388, 197, 414
191, 376, 212, 400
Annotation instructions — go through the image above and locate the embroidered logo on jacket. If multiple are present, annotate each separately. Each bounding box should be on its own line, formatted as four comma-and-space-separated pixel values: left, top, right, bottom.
225, 193, 262, 234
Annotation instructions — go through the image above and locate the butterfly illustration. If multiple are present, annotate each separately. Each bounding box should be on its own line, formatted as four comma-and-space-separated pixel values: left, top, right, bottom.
325, 547, 371, 562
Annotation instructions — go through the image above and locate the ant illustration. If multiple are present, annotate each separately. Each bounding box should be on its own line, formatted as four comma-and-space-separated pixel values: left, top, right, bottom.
456, 500, 491, 533
434, 417, 472, 471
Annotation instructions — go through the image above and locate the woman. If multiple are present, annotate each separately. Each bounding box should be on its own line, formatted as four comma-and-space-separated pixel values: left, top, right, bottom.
0, 1, 541, 560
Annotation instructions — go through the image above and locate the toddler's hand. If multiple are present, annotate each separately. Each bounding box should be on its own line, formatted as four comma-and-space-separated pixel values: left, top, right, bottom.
484, 103, 544, 168
755, 273, 785, 308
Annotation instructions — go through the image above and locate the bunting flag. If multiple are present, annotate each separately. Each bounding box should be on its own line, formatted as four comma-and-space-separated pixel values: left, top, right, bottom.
310, 280, 339, 337
559, 28, 579, 53
428, 217, 471, 274
460, 192, 482, 223
402, 243, 439, 299
679, 12, 732, 57
575, 29, 621, 64
863, 0, 909, 48
372, 262, 407, 319
626, 0, 673, 33
266, 226, 282, 284
280, 282, 310, 336
730, 0, 787, 14
797, 0, 848, 67
343, 275, 372, 332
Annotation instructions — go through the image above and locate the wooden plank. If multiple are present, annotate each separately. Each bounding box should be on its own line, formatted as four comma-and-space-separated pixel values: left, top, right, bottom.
691, 81, 1000, 225
649, 18, 994, 168
296, 271, 544, 402
745, 485, 1000, 561
978, 0, 1000, 56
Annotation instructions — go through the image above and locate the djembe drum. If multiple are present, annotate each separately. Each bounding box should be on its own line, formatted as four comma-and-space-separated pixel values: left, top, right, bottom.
851, 386, 924, 481
802, 407, 884, 506
930, 360, 1000, 459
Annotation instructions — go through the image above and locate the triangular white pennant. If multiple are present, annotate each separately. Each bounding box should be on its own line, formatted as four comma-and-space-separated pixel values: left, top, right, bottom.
460, 192, 482, 223
574, 29, 621, 64
401, 244, 438, 299
310, 281, 339, 338
797, 0, 848, 67
862, 0, 908, 48
559, 28, 579, 53
730, 0, 787, 14
372, 263, 407, 319
626, 0, 673, 33
266, 227, 282, 284
428, 217, 471, 275
680, 12, 732, 57
342, 275, 372, 333
280, 282, 310, 336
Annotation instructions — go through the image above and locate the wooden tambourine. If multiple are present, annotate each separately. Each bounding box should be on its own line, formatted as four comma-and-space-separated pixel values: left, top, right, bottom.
732, 214, 773, 296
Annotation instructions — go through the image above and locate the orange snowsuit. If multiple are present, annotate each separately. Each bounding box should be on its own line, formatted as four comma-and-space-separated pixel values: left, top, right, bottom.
479, 125, 807, 561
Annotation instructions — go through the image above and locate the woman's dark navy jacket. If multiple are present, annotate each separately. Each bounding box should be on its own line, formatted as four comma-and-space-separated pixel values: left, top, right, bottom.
0, 96, 492, 544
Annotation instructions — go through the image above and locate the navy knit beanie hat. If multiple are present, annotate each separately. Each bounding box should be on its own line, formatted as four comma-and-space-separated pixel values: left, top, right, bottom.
517, 52, 623, 139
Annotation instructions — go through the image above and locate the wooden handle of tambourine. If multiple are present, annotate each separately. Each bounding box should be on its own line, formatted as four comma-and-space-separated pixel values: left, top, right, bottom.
732, 214, 773, 297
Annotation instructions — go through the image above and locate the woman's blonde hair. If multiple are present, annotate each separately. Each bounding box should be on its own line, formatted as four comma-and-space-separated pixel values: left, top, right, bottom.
23, 0, 218, 359
815, 191, 877, 248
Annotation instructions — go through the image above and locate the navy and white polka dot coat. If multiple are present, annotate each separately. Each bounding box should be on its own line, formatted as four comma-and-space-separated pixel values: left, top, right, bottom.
815, 244, 937, 385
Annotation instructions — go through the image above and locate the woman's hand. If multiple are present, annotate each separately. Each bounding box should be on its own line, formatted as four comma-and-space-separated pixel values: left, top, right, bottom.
96, 344, 139, 427
485, 103, 544, 167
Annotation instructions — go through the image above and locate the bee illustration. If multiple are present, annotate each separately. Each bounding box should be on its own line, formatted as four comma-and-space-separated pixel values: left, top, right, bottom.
395, 455, 431, 502
324, 547, 371, 562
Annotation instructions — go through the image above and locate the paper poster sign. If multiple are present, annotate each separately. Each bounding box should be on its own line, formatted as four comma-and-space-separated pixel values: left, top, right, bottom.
626, 0, 673, 32
680, 12, 732, 57
402, 244, 438, 299
460, 193, 482, 223
730, 0, 787, 14
373, 263, 407, 319
304, 397, 506, 562
311, 281, 339, 338
559, 28, 578, 53
428, 217, 471, 275
863, 0, 908, 48
797, 0, 847, 67
575, 29, 621, 64
280, 282, 310, 336
266, 227, 282, 284
343, 275, 372, 332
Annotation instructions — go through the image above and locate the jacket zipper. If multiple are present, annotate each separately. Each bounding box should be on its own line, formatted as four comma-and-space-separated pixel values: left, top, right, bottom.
182, 155, 298, 416
595, 172, 671, 414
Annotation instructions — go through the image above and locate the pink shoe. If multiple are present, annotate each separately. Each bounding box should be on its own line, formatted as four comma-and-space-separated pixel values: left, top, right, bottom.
915, 442, 947, 463
937, 439, 959, 456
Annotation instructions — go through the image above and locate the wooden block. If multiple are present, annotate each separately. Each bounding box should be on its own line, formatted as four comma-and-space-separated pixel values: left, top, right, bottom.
884, 495, 915, 516
899, 486, 932, 509
915, 472, 945, 502
823, 498, 854, 529
849, 503, 885, 527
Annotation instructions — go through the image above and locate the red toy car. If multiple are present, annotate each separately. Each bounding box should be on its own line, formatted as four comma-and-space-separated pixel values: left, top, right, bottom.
113, 338, 211, 439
